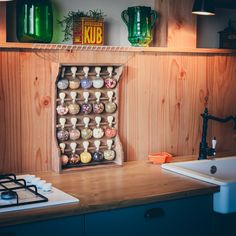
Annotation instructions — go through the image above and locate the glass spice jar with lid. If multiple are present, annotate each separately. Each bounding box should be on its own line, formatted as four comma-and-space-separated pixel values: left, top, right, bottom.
16, 0, 53, 43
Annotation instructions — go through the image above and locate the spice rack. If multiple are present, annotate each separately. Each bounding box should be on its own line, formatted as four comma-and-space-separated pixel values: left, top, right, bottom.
54, 64, 124, 172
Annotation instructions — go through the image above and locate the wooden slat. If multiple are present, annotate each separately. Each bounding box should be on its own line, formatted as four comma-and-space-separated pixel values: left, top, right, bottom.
0, 2, 6, 44
20, 52, 54, 172
153, 0, 168, 47
0, 51, 22, 173
123, 55, 139, 161
167, 0, 196, 48
57, 51, 131, 64
122, 53, 209, 160
154, 0, 197, 48
206, 55, 236, 152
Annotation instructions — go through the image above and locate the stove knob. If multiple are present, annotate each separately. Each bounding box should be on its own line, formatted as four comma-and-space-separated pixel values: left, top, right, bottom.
36, 180, 46, 189
31, 177, 41, 186
42, 183, 52, 192
25, 175, 36, 183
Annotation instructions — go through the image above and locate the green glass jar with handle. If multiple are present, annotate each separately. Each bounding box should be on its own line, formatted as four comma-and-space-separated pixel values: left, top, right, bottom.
16, 0, 53, 43
121, 6, 157, 47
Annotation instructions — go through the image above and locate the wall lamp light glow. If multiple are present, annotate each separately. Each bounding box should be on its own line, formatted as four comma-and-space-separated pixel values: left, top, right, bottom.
192, 0, 215, 16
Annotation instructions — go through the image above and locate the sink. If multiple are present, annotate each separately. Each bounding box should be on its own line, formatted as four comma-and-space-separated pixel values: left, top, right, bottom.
162, 156, 236, 214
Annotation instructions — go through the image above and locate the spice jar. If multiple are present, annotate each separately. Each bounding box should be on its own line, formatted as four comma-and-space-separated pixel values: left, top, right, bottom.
81, 117, 92, 140
57, 118, 69, 141
80, 141, 92, 164
104, 140, 116, 161
93, 140, 104, 162
93, 91, 104, 114
69, 143, 80, 164
93, 67, 104, 89
59, 143, 69, 166
105, 116, 117, 138
69, 118, 80, 141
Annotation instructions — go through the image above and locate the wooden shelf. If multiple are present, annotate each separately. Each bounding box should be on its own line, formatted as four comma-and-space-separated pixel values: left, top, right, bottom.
1, 42, 236, 54
0, 42, 33, 49
1, 1, 236, 54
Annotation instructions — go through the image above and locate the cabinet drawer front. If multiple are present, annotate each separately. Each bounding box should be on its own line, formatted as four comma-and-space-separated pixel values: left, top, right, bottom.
85, 195, 213, 236
0, 215, 84, 236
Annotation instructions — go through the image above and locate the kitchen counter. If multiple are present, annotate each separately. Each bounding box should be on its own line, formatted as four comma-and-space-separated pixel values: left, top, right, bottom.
0, 158, 219, 227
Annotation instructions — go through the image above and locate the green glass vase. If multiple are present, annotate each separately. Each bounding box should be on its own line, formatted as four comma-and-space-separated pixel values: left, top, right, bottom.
16, 0, 53, 43
121, 6, 157, 47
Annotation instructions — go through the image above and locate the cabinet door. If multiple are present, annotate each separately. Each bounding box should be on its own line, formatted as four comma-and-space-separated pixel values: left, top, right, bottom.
213, 212, 236, 236
0, 215, 84, 236
85, 195, 213, 236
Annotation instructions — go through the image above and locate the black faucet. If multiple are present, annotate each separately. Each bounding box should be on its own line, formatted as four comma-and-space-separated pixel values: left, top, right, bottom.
198, 108, 236, 160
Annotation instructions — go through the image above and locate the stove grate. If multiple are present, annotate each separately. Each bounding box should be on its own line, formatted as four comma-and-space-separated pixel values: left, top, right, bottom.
0, 173, 48, 208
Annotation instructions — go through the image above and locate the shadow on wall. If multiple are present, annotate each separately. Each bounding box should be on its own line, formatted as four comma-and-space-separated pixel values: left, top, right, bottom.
197, 8, 236, 48
51, 0, 65, 44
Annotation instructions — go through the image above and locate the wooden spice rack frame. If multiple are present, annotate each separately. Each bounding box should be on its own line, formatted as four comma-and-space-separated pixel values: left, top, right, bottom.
52, 64, 124, 173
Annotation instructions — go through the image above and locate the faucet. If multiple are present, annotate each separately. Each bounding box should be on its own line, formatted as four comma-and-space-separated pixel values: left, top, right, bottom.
198, 108, 236, 160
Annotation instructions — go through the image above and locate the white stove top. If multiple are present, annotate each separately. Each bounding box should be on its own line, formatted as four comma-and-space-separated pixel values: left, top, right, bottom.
0, 175, 79, 213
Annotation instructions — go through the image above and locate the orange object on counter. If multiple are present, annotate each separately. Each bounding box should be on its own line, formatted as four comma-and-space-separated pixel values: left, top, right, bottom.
148, 152, 173, 164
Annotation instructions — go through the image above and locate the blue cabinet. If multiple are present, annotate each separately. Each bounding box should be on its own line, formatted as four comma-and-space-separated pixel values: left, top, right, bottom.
213, 212, 236, 236
85, 195, 213, 236
0, 195, 213, 236
0, 215, 84, 236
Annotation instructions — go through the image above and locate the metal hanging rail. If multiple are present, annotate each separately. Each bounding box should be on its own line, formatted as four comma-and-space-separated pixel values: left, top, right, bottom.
32, 44, 142, 52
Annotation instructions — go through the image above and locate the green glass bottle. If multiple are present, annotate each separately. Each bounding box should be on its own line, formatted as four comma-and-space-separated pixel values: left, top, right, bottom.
16, 0, 53, 43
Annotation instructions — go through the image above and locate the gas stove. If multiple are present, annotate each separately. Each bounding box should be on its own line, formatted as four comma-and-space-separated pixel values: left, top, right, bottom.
0, 173, 79, 213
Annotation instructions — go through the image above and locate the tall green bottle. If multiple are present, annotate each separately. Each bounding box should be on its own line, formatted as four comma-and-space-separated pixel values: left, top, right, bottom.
16, 0, 53, 43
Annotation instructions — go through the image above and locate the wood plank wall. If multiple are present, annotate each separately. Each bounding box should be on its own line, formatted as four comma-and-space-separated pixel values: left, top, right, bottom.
154, 0, 196, 48
0, 50, 236, 173
0, 2, 7, 44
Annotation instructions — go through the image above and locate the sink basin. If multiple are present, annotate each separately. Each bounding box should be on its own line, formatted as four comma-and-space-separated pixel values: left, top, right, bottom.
162, 156, 236, 214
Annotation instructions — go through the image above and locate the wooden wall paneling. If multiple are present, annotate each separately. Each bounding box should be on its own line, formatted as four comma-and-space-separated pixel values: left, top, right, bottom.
135, 54, 168, 159
153, 0, 168, 47
154, 0, 197, 48
122, 54, 140, 161
58, 51, 131, 65
0, 51, 22, 173
0, 2, 6, 44
167, 0, 196, 48
168, 54, 208, 155
1, 50, 236, 173
146, 53, 179, 155
147, 54, 167, 152
20, 52, 54, 172
123, 53, 208, 161
206, 55, 236, 153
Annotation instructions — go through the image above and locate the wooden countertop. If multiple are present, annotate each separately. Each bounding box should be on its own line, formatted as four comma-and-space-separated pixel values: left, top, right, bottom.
0, 159, 219, 227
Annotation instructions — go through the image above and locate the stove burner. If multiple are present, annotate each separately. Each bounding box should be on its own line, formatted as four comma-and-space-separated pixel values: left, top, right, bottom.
0, 173, 48, 208
1, 190, 17, 200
